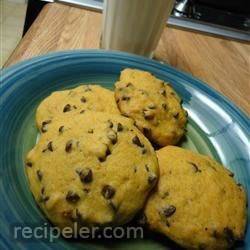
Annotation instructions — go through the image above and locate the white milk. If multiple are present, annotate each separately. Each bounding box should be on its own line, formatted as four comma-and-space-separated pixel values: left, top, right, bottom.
101, 0, 174, 57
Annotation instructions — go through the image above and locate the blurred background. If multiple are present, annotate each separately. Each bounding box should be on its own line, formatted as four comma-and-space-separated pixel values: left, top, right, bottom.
1, 0, 249, 68
1, 0, 27, 68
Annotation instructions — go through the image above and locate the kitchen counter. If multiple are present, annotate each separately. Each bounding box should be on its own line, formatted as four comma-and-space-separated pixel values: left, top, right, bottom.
4, 3, 250, 114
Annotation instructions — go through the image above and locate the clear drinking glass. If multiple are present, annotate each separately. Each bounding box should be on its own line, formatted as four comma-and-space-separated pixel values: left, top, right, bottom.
101, 0, 175, 58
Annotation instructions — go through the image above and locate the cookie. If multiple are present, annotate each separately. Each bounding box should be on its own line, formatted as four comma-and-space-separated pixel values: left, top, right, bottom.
114, 69, 187, 147
36, 85, 120, 133
26, 111, 159, 229
144, 146, 247, 249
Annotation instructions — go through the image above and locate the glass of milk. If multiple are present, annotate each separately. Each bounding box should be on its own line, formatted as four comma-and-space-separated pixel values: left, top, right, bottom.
101, 0, 175, 58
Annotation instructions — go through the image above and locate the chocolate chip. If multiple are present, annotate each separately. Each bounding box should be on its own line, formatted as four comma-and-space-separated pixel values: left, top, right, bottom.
142, 148, 147, 154
42, 141, 53, 152
108, 201, 117, 212
107, 131, 117, 144
102, 185, 115, 199
223, 227, 235, 245
138, 89, 147, 95
132, 136, 144, 147
163, 205, 176, 217
66, 191, 80, 203
80, 96, 87, 103
99, 146, 111, 162
107, 120, 113, 128
43, 196, 49, 202
80, 110, 85, 114
159, 89, 166, 97
98, 157, 105, 162
63, 104, 72, 112
173, 112, 179, 119
47, 141, 53, 152
166, 220, 170, 227
83, 188, 90, 193
208, 164, 217, 171
26, 161, 32, 167
143, 110, 154, 120
121, 96, 130, 101
134, 166, 137, 173
189, 162, 201, 173
228, 172, 234, 177
76, 168, 93, 183
42, 120, 51, 125
161, 191, 169, 199
148, 173, 157, 184
145, 165, 149, 172
39, 195, 49, 203
106, 146, 111, 157
41, 120, 51, 133
88, 129, 94, 134
125, 82, 133, 87
41, 187, 45, 194
65, 140, 73, 153
58, 125, 64, 133
41, 196, 49, 203
162, 103, 167, 111
117, 123, 123, 132
143, 127, 152, 138
36, 170, 43, 181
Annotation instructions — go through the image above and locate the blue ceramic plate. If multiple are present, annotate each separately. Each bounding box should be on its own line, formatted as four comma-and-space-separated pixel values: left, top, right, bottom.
0, 50, 249, 249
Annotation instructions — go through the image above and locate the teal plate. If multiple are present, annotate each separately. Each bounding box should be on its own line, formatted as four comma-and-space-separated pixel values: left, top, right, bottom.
0, 50, 249, 249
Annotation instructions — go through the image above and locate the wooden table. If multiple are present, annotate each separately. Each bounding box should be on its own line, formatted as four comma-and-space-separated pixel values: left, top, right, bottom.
5, 3, 250, 114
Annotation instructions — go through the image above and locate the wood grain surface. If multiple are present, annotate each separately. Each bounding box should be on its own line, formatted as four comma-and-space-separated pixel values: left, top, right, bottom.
4, 3, 250, 114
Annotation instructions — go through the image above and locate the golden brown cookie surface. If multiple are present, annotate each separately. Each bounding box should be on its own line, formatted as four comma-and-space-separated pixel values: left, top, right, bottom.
144, 146, 247, 249
114, 69, 187, 146
36, 85, 120, 133
26, 111, 159, 229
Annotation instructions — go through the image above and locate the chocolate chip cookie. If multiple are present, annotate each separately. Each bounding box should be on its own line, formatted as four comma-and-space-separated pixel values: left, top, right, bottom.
144, 146, 247, 249
26, 111, 159, 229
114, 69, 187, 147
36, 85, 120, 133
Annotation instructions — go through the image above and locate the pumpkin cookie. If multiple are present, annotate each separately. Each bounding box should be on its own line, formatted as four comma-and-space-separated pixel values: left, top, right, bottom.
36, 85, 120, 133
114, 68, 187, 147
144, 146, 247, 249
26, 111, 159, 229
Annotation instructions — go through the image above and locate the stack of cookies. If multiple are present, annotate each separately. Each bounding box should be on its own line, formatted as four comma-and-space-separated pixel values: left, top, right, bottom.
25, 69, 247, 249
